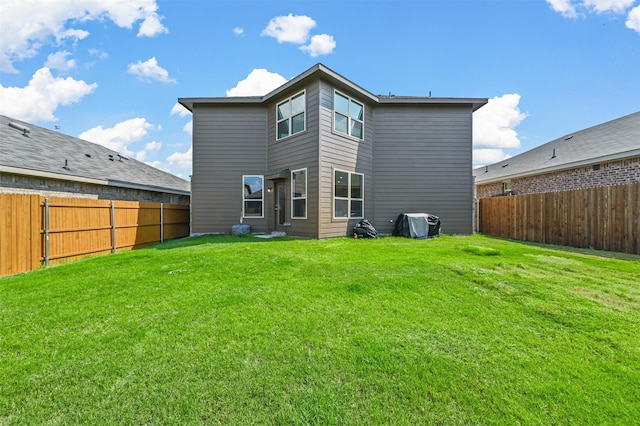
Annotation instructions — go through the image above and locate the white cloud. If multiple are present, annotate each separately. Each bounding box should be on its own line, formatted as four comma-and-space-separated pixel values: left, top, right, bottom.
547, 0, 640, 33
145, 141, 162, 151
0, 0, 168, 73
584, 0, 635, 13
473, 94, 528, 149
79, 117, 156, 156
547, 0, 579, 17
135, 140, 162, 161
626, 5, 640, 32
0, 67, 97, 122
225, 68, 287, 97
88, 48, 109, 60
170, 102, 191, 117
233, 27, 244, 36
127, 57, 175, 83
137, 14, 168, 37
300, 34, 336, 57
262, 14, 316, 43
167, 146, 192, 170
183, 120, 193, 136
473, 149, 512, 167
44, 51, 76, 71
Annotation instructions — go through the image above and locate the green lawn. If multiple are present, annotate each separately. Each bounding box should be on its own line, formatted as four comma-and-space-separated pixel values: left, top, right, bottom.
1, 234, 639, 425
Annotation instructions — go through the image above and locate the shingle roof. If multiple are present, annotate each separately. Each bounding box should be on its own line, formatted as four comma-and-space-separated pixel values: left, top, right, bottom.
0, 115, 190, 195
474, 111, 640, 184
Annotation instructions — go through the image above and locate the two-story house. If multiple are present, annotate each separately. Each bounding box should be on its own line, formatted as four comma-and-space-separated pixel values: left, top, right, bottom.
180, 63, 486, 238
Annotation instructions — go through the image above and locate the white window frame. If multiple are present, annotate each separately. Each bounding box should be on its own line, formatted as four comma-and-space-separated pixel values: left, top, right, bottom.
333, 169, 364, 220
276, 90, 306, 141
291, 168, 307, 219
333, 90, 364, 141
242, 175, 264, 218
503, 181, 512, 194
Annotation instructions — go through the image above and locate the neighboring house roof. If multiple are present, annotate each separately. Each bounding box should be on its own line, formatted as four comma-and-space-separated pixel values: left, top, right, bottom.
474, 111, 640, 185
179, 63, 487, 112
0, 115, 190, 195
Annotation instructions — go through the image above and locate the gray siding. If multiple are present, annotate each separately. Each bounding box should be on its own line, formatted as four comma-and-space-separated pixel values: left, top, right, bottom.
373, 104, 474, 235
191, 105, 267, 234
318, 80, 374, 238
265, 81, 321, 238
187, 65, 480, 239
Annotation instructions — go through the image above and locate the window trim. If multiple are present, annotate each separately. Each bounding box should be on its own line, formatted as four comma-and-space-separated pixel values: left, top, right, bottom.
333, 169, 364, 220
333, 90, 364, 141
291, 168, 307, 219
503, 181, 512, 194
242, 175, 264, 219
276, 90, 306, 141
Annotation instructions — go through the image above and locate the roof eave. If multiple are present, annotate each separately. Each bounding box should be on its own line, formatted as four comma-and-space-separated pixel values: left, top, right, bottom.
475, 149, 640, 185
379, 97, 488, 111
262, 63, 380, 103
107, 179, 191, 196
0, 165, 108, 186
179, 96, 262, 111
1, 165, 190, 195
179, 63, 487, 111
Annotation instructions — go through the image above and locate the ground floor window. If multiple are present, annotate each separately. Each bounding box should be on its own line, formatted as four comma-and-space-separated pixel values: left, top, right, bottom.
334, 169, 363, 219
243, 175, 264, 218
291, 168, 307, 219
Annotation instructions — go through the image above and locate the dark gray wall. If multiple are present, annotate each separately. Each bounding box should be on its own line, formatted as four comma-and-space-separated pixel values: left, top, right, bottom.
190, 84, 476, 238
191, 105, 267, 234
372, 104, 474, 235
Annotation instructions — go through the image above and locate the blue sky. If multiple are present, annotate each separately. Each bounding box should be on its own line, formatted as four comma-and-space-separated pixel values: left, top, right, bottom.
1, 0, 639, 180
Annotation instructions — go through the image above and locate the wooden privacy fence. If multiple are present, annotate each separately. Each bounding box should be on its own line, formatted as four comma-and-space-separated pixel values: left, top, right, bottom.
1, 194, 190, 277
478, 183, 640, 255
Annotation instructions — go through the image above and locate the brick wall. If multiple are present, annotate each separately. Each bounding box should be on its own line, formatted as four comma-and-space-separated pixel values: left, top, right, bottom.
476, 156, 640, 198
0, 173, 190, 204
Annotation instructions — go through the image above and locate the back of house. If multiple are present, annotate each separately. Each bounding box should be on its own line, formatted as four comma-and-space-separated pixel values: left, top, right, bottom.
181, 63, 486, 238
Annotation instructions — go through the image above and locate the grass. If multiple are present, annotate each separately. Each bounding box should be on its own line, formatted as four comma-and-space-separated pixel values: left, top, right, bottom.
1, 234, 639, 425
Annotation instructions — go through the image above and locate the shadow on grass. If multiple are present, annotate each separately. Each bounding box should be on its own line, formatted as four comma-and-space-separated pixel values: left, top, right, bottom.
476, 233, 640, 262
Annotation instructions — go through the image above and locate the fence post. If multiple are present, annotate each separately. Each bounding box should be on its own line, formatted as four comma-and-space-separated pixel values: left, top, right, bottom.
111, 200, 117, 253
44, 198, 50, 266
160, 203, 164, 243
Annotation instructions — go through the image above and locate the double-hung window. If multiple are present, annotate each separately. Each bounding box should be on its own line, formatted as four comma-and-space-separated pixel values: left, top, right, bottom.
334, 170, 364, 219
291, 168, 307, 219
277, 91, 306, 140
243, 175, 264, 218
334, 91, 364, 140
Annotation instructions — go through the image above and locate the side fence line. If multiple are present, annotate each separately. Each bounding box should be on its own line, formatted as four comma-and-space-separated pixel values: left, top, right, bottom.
478, 182, 639, 255
1, 195, 190, 277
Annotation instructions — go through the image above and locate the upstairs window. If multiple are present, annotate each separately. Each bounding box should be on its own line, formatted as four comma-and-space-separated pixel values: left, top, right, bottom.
291, 168, 307, 219
243, 175, 264, 218
334, 91, 364, 140
334, 170, 364, 219
277, 91, 306, 140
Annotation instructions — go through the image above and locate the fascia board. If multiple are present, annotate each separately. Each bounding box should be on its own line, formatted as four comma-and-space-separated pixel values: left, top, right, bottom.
107, 179, 191, 196
379, 97, 488, 111
0, 165, 108, 185
179, 97, 262, 111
